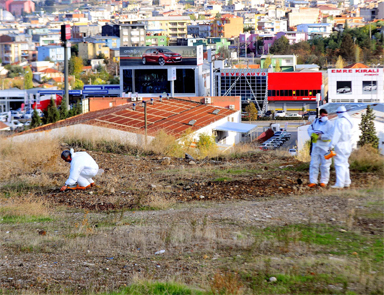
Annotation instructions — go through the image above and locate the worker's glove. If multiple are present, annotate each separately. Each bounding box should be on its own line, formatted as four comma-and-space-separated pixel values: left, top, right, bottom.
60, 185, 67, 192
311, 133, 319, 143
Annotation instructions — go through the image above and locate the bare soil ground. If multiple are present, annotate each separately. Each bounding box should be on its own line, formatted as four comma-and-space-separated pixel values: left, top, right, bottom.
1, 149, 383, 294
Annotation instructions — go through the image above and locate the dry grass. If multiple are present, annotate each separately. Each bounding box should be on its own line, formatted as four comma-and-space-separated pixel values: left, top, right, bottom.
0, 136, 61, 180
142, 194, 176, 210
296, 139, 311, 162
0, 196, 51, 219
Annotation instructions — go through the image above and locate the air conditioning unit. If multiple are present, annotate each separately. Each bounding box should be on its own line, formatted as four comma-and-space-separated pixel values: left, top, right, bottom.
212, 130, 218, 136
137, 96, 143, 101
229, 105, 235, 110
205, 97, 211, 104
131, 97, 136, 102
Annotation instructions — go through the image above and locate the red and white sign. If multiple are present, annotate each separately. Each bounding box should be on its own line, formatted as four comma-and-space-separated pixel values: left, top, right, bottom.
61, 24, 71, 41
330, 68, 381, 76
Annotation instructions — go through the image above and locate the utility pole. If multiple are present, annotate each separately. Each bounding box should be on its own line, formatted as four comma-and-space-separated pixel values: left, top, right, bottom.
61, 24, 71, 111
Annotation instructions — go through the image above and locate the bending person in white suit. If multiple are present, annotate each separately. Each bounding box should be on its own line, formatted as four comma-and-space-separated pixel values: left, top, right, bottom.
60, 149, 99, 191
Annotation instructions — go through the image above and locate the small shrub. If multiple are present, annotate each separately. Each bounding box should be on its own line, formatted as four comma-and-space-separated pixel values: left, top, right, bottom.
149, 130, 183, 157
350, 145, 384, 174
197, 133, 218, 158
210, 271, 244, 295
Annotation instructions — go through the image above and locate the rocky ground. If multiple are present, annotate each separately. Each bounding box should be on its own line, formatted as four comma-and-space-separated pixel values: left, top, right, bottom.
0, 149, 383, 294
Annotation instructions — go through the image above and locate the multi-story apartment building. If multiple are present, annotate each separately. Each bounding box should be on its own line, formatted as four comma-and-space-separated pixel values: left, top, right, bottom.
72, 25, 101, 39
144, 16, 191, 46
79, 42, 111, 60
187, 24, 211, 38
257, 19, 287, 33
288, 8, 320, 28
296, 23, 332, 39
211, 15, 243, 38
120, 24, 146, 47
145, 34, 168, 46
37, 46, 71, 62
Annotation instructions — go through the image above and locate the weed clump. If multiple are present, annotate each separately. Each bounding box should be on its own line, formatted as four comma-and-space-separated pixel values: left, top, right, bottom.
350, 145, 384, 174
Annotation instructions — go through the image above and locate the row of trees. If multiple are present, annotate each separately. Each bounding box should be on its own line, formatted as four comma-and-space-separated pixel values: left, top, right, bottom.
30, 98, 82, 129
268, 21, 384, 67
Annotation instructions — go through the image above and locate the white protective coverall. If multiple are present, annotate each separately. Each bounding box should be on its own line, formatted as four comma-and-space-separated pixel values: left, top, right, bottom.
330, 106, 354, 188
65, 151, 99, 187
307, 117, 334, 185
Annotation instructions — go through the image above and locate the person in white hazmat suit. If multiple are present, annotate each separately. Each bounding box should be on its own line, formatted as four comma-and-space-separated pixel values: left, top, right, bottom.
307, 109, 334, 188
60, 149, 99, 191
329, 106, 354, 189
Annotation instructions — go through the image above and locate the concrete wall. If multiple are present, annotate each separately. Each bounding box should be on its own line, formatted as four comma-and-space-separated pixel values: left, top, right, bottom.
10, 124, 152, 147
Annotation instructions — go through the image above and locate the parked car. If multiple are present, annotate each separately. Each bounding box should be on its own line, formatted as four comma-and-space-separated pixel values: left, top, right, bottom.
24, 121, 31, 127
289, 149, 297, 156
337, 87, 351, 93
142, 48, 182, 66
275, 110, 286, 118
263, 110, 272, 118
302, 111, 317, 119
6, 120, 24, 131
287, 113, 301, 118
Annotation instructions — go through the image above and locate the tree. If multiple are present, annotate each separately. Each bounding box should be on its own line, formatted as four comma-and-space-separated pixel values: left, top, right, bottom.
24, 66, 33, 89
263, 55, 272, 69
30, 108, 41, 129
69, 56, 83, 77
218, 46, 230, 59
275, 59, 281, 72
75, 101, 82, 115
339, 34, 355, 62
74, 79, 84, 90
355, 45, 361, 62
45, 98, 60, 124
245, 102, 258, 121
335, 55, 345, 68
269, 36, 290, 55
71, 44, 79, 56
358, 105, 379, 148
344, 19, 349, 30
59, 97, 68, 119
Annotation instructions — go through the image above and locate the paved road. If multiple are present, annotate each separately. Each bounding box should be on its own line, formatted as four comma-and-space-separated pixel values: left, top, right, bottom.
246, 120, 302, 149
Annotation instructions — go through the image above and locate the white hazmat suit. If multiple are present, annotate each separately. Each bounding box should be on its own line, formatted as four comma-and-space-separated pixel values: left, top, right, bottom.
330, 106, 354, 188
65, 150, 99, 188
308, 116, 334, 185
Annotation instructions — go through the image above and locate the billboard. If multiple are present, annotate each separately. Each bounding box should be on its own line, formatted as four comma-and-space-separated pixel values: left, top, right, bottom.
328, 68, 383, 103
120, 46, 203, 67
336, 81, 352, 95
122, 69, 195, 94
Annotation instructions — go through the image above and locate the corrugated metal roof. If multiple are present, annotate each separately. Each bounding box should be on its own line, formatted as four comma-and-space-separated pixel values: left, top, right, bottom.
20, 98, 237, 138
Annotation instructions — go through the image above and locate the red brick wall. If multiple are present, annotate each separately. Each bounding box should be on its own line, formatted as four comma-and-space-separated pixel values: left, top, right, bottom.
89, 97, 130, 112
175, 96, 241, 111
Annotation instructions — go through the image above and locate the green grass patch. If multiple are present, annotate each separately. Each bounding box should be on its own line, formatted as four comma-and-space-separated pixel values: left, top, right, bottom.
212, 168, 262, 175
101, 281, 207, 295
253, 224, 384, 264
213, 177, 232, 182
0, 181, 40, 197
0, 215, 52, 224
282, 162, 310, 172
